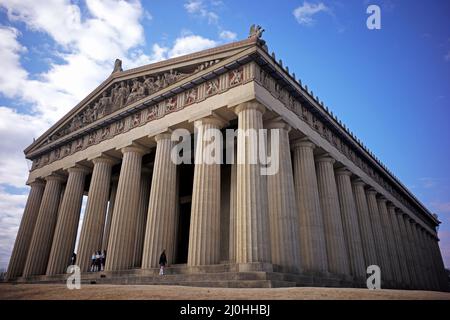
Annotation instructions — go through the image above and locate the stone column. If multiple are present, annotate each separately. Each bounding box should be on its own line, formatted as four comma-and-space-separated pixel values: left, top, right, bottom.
265, 121, 301, 271
105, 144, 146, 271
412, 223, 429, 290
352, 179, 377, 267
335, 168, 366, 282
101, 175, 118, 251
418, 228, 438, 290
46, 165, 88, 275
402, 216, 420, 288
6, 180, 45, 279
426, 232, 443, 291
292, 138, 327, 273
187, 117, 225, 266
427, 235, 448, 291
77, 157, 114, 272
142, 133, 178, 268
397, 212, 419, 288
365, 189, 393, 286
335, 168, 367, 281
377, 197, 402, 287
315, 154, 350, 276
404, 218, 425, 289
387, 204, 410, 287
228, 151, 237, 263
234, 101, 271, 264
22, 174, 65, 277
133, 167, 152, 268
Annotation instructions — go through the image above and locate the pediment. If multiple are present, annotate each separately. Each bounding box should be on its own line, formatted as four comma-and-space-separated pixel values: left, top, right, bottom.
25, 37, 260, 157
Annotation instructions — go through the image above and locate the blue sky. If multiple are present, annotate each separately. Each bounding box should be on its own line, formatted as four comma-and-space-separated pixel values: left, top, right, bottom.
0, 0, 449, 271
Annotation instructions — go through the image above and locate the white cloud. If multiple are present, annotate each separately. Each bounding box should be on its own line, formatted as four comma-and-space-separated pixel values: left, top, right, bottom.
0, 107, 49, 188
0, 0, 149, 124
0, 186, 28, 270
184, 0, 219, 24
168, 34, 217, 58
219, 30, 237, 41
293, 1, 330, 26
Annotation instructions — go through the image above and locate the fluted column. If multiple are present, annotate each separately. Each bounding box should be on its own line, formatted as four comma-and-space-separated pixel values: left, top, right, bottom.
228, 150, 237, 262
7, 180, 45, 279
402, 216, 420, 288
77, 157, 114, 272
427, 235, 448, 291
335, 168, 365, 281
46, 165, 88, 275
377, 197, 402, 287
365, 189, 393, 286
22, 174, 65, 277
352, 179, 377, 267
102, 175, 118, 251
234, 101, 271, 264
265, 121, 301, 271
133, 167, 152, 268
142, 133, 178, 268
417, 228, 438, 290
315, 155, 350, 276
292, 138, 327, 273
187, 117, 225, 266
387, 204, 410, 287
105, 144, 146, 271
397, 212, 419, 288
412, 223, 429, 289
404, 218, 425, 289
426, 232, 442, 291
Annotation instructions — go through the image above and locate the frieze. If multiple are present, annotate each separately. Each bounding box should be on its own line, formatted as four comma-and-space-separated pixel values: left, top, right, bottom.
44, 59, 225, 146
31, 63, 252, 171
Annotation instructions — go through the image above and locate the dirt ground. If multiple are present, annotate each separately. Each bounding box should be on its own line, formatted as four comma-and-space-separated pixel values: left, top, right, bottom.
1, 283, 450, 300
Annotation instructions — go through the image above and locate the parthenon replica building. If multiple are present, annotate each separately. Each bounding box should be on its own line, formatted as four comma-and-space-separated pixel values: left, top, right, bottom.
6, 27, 448, 291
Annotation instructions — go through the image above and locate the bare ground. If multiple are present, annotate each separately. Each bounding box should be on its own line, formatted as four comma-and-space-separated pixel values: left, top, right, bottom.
1, 283, 450, 300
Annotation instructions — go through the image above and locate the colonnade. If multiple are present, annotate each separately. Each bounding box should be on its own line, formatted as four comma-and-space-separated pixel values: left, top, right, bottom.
7, 101, 448, 291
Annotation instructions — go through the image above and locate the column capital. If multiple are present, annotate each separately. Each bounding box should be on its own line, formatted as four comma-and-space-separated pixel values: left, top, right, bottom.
335, 167, 352, 177
44, 173, 66, 183
376, 195, 387, 203
386, 202, 396, 210
234, 100, 265, 115
27, 178, 45, 187
194, 115, 228, 129
154, 132, 173, 142
264, 118, 291, 131
66, 164, 91, 175
89, 154, 118, 166
315, 153, 335, 164
352, 178, 366, 187
292, 137, 315, 150
119, 143, 147, 156
366, 187, 378, 195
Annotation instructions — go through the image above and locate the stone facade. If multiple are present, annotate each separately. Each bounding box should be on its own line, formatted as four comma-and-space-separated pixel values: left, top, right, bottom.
6, 30, 448, 291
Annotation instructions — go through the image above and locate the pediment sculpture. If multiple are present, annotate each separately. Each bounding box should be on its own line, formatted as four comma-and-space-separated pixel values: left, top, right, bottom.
45, 61, 221, 145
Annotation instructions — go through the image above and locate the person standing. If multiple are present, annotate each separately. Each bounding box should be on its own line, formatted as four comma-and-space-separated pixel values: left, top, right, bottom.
159, 250, 167, 275
71, 252, 77, 266
91, 252, 96, 272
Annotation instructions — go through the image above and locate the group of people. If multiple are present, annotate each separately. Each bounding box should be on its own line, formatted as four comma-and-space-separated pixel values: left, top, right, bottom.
69, 249, 167, 274
91, 250, 107, 272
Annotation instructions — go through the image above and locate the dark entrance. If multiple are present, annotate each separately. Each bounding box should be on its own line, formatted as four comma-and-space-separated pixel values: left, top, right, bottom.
175, 163, 194, 264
